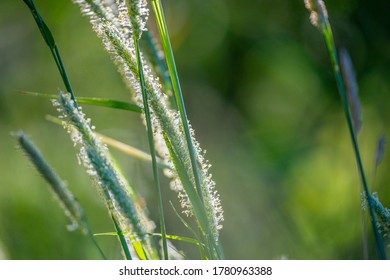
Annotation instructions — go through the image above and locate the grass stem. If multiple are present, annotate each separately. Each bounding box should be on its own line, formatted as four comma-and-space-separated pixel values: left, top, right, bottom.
134, 38, 168, 260
318, 9, 386, 260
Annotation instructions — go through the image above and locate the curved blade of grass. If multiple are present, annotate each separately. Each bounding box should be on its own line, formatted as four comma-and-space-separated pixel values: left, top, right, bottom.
95, 231, 200, 246
71, 97, 141, 113
134, 36, 168, 260
22, 0, 77, 107
19, 91, 142, 113
312, 1, 386, 259
152, 233, 200, 246
132, 241, 148, 260
45, 115, 169, 169
96, 133, 170, 169
151, 0, 205, 207
169, 201, 207, 258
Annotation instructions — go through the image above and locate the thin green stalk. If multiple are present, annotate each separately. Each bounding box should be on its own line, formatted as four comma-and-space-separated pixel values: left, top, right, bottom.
150, 0, 204, 206
318, 9, 386, 259
22, 0, 77, 107
169, 201, 207, 258
112, 214, 132, 260
84, 219, 108, 260
134, 38, 168, 260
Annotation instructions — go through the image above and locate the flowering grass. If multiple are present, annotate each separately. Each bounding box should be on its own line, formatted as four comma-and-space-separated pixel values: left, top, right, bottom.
19, 0, 223, 260
11, 0, 390, 260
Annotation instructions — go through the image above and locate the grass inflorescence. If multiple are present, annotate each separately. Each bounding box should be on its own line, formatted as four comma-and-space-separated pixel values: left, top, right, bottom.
19, 0, 224, 260
14, 0, 389, 260
16, 131, 106, 259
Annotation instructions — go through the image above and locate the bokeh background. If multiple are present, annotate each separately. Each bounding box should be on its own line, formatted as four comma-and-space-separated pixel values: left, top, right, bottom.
1, 0, 390, 259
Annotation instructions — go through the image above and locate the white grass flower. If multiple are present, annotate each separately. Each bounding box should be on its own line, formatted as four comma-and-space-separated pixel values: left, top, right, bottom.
54, 92, 159, 259
72, 0, 223, 245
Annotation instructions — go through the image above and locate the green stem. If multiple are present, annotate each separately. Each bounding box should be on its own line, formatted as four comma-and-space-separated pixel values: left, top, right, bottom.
84, 219, 107, 260
321, 20, 386, 260
112, 215, 132, 260
134, 38, 168, 260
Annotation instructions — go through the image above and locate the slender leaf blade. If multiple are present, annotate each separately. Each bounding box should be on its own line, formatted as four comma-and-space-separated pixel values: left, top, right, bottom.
19, 91, 142, 113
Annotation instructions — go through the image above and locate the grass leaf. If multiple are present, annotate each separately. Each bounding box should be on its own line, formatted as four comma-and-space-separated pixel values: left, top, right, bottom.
20, 91, 142, 113
22, 0, 77, 105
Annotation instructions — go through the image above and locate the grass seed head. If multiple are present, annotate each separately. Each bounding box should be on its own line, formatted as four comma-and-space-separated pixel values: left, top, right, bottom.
340, 48, 362, 136
304, 0, 328, 29
16, 131, 85, 231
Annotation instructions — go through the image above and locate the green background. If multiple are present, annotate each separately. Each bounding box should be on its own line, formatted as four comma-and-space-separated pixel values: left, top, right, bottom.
1, 0, 389, 259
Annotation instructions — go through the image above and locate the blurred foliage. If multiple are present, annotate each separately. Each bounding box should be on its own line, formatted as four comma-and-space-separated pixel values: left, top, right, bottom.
1, 0, 390, 259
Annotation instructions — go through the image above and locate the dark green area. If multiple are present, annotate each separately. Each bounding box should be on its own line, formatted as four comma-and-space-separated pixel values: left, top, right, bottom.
0, 0, 389, 259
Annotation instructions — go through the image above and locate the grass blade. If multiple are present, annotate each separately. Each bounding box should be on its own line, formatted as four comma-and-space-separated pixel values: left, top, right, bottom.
46, 114, 169, 169
169, 201, 207, 258
96, 133, 169, 169
151, 0, 205, 206
20, 91, 142, 113
95, 231, 200, 246
150, 0, 224, 259
22, 0, 77, 106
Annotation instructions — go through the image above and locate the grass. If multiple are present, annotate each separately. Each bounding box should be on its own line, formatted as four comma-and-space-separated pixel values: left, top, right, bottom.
5, 0, 390, 260
18, 0, 223, 260
305, 0, 388, 259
